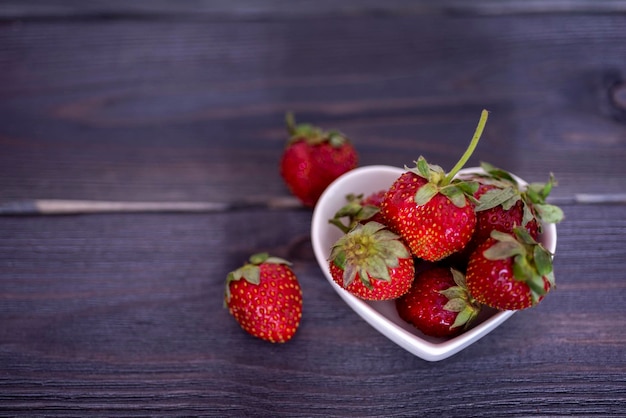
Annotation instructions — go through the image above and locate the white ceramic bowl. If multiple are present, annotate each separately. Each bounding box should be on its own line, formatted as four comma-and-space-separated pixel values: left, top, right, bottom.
311, 165, 557, 361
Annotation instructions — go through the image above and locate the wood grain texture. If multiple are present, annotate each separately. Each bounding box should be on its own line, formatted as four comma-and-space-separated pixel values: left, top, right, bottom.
0, 14, 625, 203
0, 204, 625, 416
0, 4, 625, 416
1, 0, 625, 20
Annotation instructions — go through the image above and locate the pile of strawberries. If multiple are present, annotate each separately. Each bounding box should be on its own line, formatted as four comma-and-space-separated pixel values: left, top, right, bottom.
328, 110, 563, 337
224, 110, 564, 343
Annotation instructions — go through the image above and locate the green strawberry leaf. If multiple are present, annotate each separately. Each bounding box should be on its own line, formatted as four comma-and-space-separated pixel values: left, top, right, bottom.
501, 194, 521, 211
534, 203, 564, 224
454, 179, 479, 196
240, 264, 261, 284
483, 230, 526, 260
285, 112, 348, 146
533, 245, 553, 276
359, 205, 381, 221
333, 194, 363, 217
416, 157, 431, 179
380, 239, 411, 260
526, 174, 557, 202
343, 263, 358, 287
361, 220, 386, 235
265, 256, 292, 265
513, 227, 538, 245
328, 218, 351, 234
451, 268, 467, 288
249, 252, 269, 264
357, 266, 375, 289
522, 201, 535, 228
475, 187, 519, 211
443, 297, 467, 313
480, 162, 518, 184
414, 183, 438, 206
490, 230, 517, 242
483, 240, 525, 260
331, 249, 346, 270
366, 256, 392, 282
329, 194, 383, 233
451, 305, 476, 329
328, 131, 346, 147
249, 252, 291, 266
526, 274, 548, 298
440, 185, 468, 208
373, 227, 401, 242
439, 286, 465, 301
512, 254, 535, 282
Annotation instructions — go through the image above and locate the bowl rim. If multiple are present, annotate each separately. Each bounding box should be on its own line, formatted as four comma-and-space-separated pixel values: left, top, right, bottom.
311, 164, 557, 361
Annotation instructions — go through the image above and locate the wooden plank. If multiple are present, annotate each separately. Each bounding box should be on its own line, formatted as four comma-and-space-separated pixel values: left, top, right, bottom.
1, 7, 625, 417
1, 0, 625, 20
0, 14, 625, 204
0, 203, 624, 415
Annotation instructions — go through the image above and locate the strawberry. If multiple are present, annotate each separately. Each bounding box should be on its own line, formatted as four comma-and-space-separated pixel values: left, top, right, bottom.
225, 253, 303, 343
362, 189, 387, 209
328, 221, 415, 300
381, 110, 490, 261
471, 162, 564, 243
280, 113, 358, 207
396, 267, 481, 338
329, 190, 387, 233
451, 162, 564, 265
465, 227, 555, 310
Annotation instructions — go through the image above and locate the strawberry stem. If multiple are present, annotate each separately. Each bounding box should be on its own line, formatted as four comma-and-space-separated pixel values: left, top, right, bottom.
286, 112, 297, 135
443, 109, 489, 185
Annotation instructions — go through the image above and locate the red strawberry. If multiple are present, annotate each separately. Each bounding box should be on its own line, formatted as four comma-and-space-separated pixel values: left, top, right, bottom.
453, 163, 564, 264
329, 190, 387, 233
225, 253, 303, 343
328, 221, 415, 300
465, 227, 555, 310
381, 110, 490, 261
280, 113, 358, 207
472, 162, 563, 241
396, 267, 481, 338
362, 189, 387, 209
474, 182, 540, 241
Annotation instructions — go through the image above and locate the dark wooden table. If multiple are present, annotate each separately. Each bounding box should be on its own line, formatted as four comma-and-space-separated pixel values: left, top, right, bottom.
1, 2, 625, 416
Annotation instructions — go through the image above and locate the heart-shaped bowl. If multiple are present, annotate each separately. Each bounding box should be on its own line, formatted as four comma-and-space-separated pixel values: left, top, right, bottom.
311, 165, 557, 361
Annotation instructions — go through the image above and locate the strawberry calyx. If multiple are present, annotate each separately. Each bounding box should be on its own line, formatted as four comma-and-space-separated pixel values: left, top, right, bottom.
524, 173, 564, 224
408, 157, 480, 208
483, 227, 555, 304
285, 112, 348, 147
329, 193, 381, 233
329, 221, 410, 289
439, 268, 482, 330
473, 162, 564, 228
407, 109, 489, 208
224, 252, 291, 302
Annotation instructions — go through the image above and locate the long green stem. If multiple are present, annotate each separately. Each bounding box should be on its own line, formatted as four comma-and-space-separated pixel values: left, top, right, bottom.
443, 109, 489, 185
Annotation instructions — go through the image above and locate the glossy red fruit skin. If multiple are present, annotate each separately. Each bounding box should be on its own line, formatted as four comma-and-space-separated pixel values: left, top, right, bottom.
280, 139, 358, 208
227, 263, 303, 343
396, 267, 463, 338
465, 238, 550, 311
329, 257, 415, 301
381, 172, 476, 261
